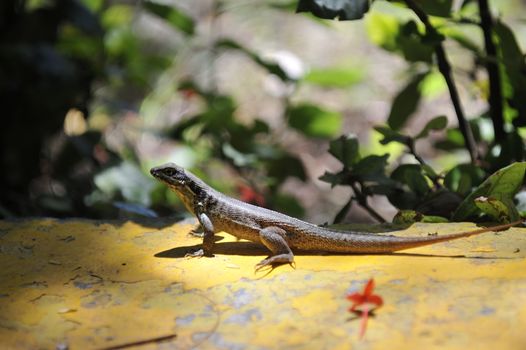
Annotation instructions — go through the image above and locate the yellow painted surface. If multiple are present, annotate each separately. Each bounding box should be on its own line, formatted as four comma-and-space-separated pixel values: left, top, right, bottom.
1, 218, 526, 349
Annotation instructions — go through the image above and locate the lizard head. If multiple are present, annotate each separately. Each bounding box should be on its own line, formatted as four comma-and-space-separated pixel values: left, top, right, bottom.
150, 163, 205, 214
150, 163, 190, 189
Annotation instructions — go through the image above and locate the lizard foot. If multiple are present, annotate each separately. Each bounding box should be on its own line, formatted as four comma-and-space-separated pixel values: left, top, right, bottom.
185, 249, 205, 259
189, 226, 204, 238
254, 254, 295, 272
185, 248, 214, 258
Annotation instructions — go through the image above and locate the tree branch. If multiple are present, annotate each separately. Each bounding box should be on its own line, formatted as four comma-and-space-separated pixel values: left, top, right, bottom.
478, 0, 505, 142
404, 0, 478, 162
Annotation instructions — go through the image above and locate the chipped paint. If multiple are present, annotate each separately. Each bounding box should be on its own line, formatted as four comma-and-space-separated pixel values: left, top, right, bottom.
0, 219, 525, 349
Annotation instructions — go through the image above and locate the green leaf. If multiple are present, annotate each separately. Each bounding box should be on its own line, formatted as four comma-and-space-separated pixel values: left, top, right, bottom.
391, 164, 430, 196
419, 71, 448, 98
296, 0, 370, 20
374, 126, 411, 145
441, 28, 481, 54
452, 162, 526, 221
352, 154, 390, 179
388, 73, 427, 130
328, 135, 360, 167
287, 104, 342, 138
304, 66, 364, 87
319, 170, 348, 188
144, 1, 194, 35
102, 5, 133, 28
444, 164, 486, 196
366, 12, 399, 52
393, 210, 448, 224
397, 21, 434, 63
91, 162, 155, 206
415, 116, 448, 139
474, 196, 515, 223
416, 0, 453, 17
367, 14, 433, 62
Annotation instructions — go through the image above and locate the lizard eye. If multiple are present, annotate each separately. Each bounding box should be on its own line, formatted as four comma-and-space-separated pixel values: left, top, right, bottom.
164, 168, 176, 177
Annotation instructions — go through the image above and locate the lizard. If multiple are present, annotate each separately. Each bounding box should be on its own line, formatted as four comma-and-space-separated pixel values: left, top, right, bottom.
150, 163, 522, 270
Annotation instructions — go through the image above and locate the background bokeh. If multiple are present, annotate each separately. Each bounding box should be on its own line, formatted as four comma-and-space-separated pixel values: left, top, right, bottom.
2, 0, 525, 222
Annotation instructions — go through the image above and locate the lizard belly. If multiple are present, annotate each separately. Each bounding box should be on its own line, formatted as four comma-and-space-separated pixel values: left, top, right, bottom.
211, 215, 262, 242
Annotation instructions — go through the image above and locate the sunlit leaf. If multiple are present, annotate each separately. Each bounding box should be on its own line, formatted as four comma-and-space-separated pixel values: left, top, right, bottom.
304, 66, 364, 87
287, 104, 342, 138
101, 5, 133, 28
453, 162, 526, 221
366, 12, 399, 52
393, 210, 448, 224
474, 196, 513, 223
420, 71, 447, 98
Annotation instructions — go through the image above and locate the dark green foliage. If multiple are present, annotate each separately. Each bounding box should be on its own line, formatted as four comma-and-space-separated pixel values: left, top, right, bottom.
4, 0, 526, 224
387, 73, 427, 130
296, 0, 370, 20
0, 0, 104, 216
304, 0, 526, 223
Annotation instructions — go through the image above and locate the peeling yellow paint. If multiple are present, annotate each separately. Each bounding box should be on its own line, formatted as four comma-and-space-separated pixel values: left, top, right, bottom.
0, 219, 525, 349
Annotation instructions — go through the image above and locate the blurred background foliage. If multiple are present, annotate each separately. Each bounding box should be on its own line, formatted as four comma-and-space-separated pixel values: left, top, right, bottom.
1, 0, 525, 223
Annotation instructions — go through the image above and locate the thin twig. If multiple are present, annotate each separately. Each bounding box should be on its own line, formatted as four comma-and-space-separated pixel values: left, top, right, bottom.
478, 0, 505, 142
350, 183, 387, 223
98, 334, 176, 350
404, 0, 478, 162
407, 139, 443, 188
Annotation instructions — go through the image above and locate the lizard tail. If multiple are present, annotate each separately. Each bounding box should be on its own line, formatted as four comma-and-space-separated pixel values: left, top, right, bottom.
382, 219, 524, 253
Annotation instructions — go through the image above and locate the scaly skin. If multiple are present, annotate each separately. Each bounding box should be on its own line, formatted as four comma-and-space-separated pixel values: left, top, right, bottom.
150, 163, 521, 270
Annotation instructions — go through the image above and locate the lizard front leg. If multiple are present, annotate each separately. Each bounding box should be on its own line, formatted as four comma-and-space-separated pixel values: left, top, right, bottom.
186, 204, 215, 258
255, 227, 295, 271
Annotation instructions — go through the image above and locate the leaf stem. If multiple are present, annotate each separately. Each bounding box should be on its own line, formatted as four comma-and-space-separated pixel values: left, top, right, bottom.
478, 0, 505, 142
403, 0, 478, 162
350, 183, 387, 223
407, 139, 443, 188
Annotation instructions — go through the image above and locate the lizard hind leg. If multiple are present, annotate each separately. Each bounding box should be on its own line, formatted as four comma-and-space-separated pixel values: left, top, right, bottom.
255, 226, 295, 272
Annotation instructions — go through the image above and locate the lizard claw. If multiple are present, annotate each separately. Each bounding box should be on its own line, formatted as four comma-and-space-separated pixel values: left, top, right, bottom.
185, 249, 205, 259
254, 254, 295, 273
